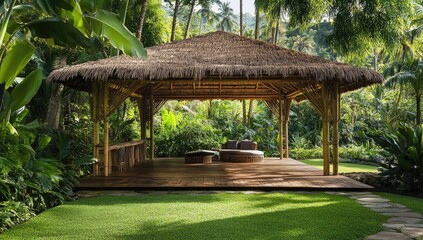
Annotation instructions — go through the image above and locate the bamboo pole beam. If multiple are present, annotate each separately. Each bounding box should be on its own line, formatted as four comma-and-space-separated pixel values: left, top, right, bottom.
260, 83, 279, 93
152, 95, 281, 100
279, 97, 284, 160
149, 93, 154, 160
108, 77, 316, 84
103, 83, 110, 177
137, 99, 146, 161
108, 83, 143, 99
284, 99, 292, 159
332, 82, 340, 175
321, 82, 330, 176
92, 83, 100, 176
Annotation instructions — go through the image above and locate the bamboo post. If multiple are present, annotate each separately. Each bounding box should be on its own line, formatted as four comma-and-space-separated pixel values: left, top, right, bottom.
279, 97, 284, 159
332, 82, 340, 175
284, 99, 292, 159
137, 99, 147, 161
103, 83, 110, 177
321, 82, 330, 176
149, 93, 154, 160
92, 83, 100, 176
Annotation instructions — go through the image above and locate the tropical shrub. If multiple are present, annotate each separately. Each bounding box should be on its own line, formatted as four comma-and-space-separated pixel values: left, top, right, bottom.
0, 201, 33, 233
290, 145, 383, 163
0, 122, 94, 232
370, 123, 423, 192
155, 115, 221, 157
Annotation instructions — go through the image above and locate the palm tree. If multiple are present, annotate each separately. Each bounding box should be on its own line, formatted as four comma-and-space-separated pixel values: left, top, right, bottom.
197, 0, 220, 34
240, 0, 243, 36
287, 30, 316, 53
385, 59, 423, 125
166, 0, 183, 41
136, 0, 149, 40
254, 6, 259, 40
216, 1, 237, 32
255, 0, 283, 44
184, 0, 197, 39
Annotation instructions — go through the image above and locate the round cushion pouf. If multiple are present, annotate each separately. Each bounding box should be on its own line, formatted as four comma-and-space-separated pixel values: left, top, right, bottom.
185, 150, 217, 164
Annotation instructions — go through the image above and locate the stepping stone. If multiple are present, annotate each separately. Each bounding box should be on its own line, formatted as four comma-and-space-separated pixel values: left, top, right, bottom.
381, 212, 423, 218
348, 191, 372, 195
351, 195, 380, 199
391, 203, 407, 208
388, 217, 423, 224
405, 224, 423, 228
371, 208, 410, 213
358, 197, 390, 203
366, 231, 410, 240
363, 203, 394, 208
383, 223, 405, 230
401, 227, 423, 238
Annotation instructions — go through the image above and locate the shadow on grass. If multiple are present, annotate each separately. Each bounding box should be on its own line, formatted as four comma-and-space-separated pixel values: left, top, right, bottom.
70, 192, 335, 207
115, 201, 384, 240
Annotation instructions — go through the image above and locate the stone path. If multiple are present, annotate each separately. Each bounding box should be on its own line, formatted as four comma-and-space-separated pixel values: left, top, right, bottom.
328, 192, 423, 240
76, 190, 423, 240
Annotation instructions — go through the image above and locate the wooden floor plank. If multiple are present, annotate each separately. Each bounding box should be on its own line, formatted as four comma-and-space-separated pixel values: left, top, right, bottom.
76, 158, 372, 190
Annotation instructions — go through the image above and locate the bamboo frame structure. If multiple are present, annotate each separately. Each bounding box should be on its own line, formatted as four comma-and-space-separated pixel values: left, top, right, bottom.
279, 95, 284, 159
284, 99, 292, 159
149, 93, 154, 160
92, 83, 100, 176
57, 31, 380, 177
103, 83, 110, 176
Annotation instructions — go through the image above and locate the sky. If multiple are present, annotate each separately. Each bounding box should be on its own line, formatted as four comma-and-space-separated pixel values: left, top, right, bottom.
214, 0, 255, 15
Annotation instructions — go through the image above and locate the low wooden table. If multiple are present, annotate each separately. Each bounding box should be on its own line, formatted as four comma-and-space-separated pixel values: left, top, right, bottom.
185, 150, 217, 164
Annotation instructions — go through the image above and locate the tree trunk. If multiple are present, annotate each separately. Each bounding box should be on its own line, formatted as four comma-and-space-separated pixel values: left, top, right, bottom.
240, 0, 243, 36
254, 8, 259, 40
416, 94, 421, 125
242, 100, 246, 125
274, 19, 279, 45
45, 57, 67, 129
184, 0, 196, 39
171, 0, 181, 42
136, 0, 149, 40
271, 27, 276, 44
248, 100, 254, 124
63, 92, 72, 127
273, 7, 282, 45
45, 83, 64, 129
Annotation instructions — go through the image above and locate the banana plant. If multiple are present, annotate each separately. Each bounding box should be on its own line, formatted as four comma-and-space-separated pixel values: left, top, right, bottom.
0, 1, 43, 124
0, 0, 147, 123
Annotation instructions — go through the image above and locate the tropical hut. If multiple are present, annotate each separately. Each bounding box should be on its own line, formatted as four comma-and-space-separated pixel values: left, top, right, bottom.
48, 31, 383, 177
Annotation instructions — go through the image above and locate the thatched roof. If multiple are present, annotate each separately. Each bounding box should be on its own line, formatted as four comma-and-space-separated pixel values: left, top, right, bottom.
48, 31, 383, 101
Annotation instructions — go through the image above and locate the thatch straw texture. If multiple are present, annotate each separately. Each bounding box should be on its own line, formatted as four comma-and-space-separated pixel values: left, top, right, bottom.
48, 31, 383, 100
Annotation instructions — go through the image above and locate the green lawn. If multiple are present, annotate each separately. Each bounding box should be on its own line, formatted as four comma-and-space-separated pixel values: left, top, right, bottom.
301, 159, 379, 173
2, 193, 386, 240
375, 192, 423, 215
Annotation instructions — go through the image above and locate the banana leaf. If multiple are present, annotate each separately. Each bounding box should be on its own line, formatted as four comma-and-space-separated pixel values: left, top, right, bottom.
26, 18, 94, 49
0, 40, 35, 89
87, 9, 146, 58
9, 69, 42, 112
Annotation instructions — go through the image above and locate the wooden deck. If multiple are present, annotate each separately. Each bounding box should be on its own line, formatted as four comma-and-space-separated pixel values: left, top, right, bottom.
76, 158, 372, 190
